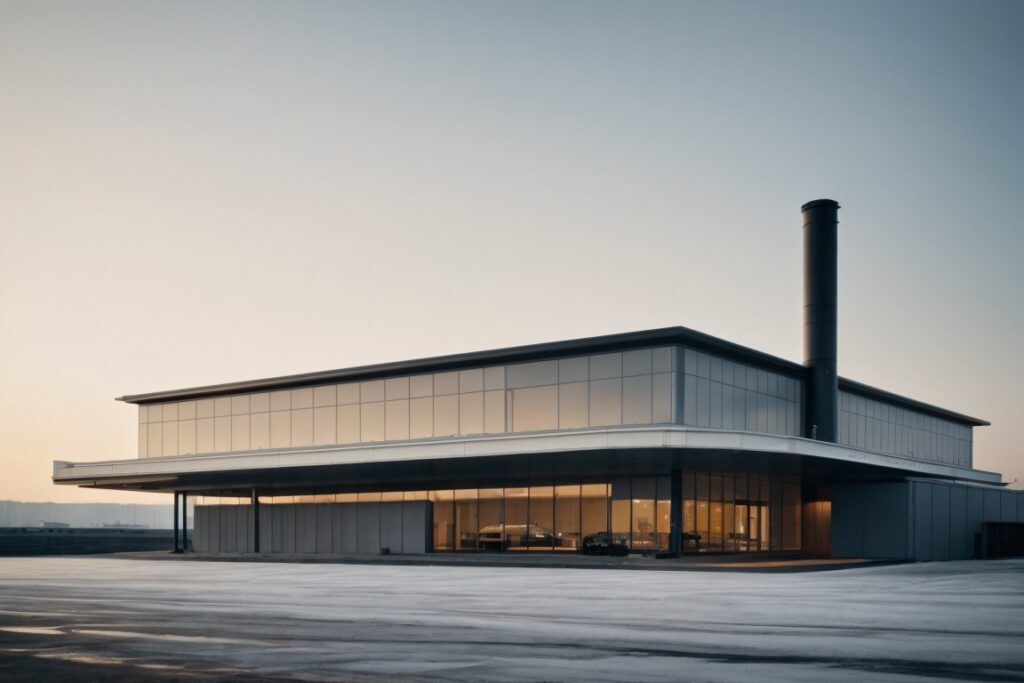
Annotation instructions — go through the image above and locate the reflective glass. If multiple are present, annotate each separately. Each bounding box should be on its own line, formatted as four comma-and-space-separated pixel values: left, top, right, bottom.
291, 408, 313, 447
313, 406, 336, 445
528, 486, 554, 550
652, 346, 673, 373
409, 397, 433, 439
590, 353, 622, 380
477, 488, 502, 551
410, 375, 433, 398
313, 385, 336, 407
250, 412, 270, 450
337, 404, 360, 443
162, 420, 178, 456
510, 386, 557, 432
214, 397, 231, 417
558, 381, 588, 429
231, 415, 250, 451
581, 483, 608, 553
554, 484, 581, 551
360, 402, 385, 442
160, 403, 177, 422
622, 349, 652, 376
434, 395, 458, 437
558, 357, 588, 383
507, 361, 558, 389
231, 395, 250, 416
291, 387, 313, 410
385, 400, 409, 441
484, 390, 505, 433
459, 369, 483, 393
385, 377, 409, 400
196, 418, 215, 453
138, 424, 147, 458
434, 372, 459, 396
178, 401, 196, 420
269, 391, 290, 412
504, 488, 529, 550
250, 393, 269, 413
214, 416, 231, 451
177, 420, 196, 456
483, 366, 505, 390
589, 379, 622, 427
459, 392, 483, 436
622, 375, 652, 425
454, 489, 478, 551
270, 410, 290, 448
147, 422, 163, 457
338, 383, 360, 405
652, 374, 672, 423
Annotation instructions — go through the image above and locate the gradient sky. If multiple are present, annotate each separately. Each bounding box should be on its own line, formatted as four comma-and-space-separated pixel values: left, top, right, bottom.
1, 0, 1021, 504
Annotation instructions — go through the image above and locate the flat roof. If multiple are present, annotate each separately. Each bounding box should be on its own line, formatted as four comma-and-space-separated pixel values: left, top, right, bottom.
116, 326, 990, 427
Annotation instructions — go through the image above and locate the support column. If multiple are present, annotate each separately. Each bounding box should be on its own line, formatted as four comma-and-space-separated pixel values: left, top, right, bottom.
252, 488, 260, 553
669, 468, 683, 557
172, 491, 181, 553
181, 492, 188, 552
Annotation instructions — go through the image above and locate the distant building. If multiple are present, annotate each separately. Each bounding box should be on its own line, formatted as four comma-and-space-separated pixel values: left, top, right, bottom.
54, 200, 1023, 560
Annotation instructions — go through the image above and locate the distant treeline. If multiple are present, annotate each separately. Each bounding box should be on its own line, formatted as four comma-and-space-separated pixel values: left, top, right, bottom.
0, 500, 182, 529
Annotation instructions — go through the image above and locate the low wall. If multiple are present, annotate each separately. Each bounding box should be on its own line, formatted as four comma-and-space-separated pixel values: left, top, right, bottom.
194, 501, 432, 555
0, 527, 177, 556
832, 480, 1024, 561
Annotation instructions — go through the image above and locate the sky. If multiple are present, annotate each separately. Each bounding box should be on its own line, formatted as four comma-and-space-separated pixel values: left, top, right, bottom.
0, 0, 1021, 504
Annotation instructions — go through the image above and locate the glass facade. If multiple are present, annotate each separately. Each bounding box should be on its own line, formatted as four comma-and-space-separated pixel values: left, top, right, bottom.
138, 347, 677, 458
682, 471, 801, 552
681, 349, 801, 436
839, 391, 972, 468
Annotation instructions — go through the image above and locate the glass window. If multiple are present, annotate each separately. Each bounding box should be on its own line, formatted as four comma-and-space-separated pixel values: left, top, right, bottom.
196, 418, 215, 453
214, 397, 231, 417
528, 486, 554, 550
697, 353, 711, 379
623, 349, 652, 376
147, 422, 163, 457
360, 402, 385, 442
652, 346, 673, 374
337, 404, 360, 444
622, 375, 652, 425
459, 369, 483, 393
410, 397, 433, 439
177, 420, 196, 455
314, 406, 336, 445
385, 377, 409, 400
214, 416, 231, 451
653, 374, 672, 423
161, 403, 178, 422
477, 488, 502, 551
231, 415, 250, 451
454, 489, 478, 551
337, 383, 359, 405
484, 366, 505, 390
231, 395, 250, 416
683, 375, 697, 424
507, 360, 558, 389
290, 387, 312, 410
139, 405, 150, 424
554, 484, 581, 551
434, 372, 459, 396
250, 393, 269, 413
710, 381, 723, 428
581, 483, 608, 551
434, 395, 459, 437
410, 375, 433, 398
313, 385, 336, 407
251, 412, 269, 450
291, 408, 313, 447
431, 490, 455, 551
590, 353, 622, 380
269, 391, 290, 412
631, 477, 656, 550
589, 379, 622, 427
484, 390, 505, 433
178, 401, 196, 421
504, 488, 529, 550
162, 420, 178, 456
558, 381, 588, 429
270, 410, 290, 448
558, 357, 588, 383
138, 424, 147, 457
611, 478, 631, 550
385, 400, 409, 441
511, 386, 557, 432
459, 392, 483, 436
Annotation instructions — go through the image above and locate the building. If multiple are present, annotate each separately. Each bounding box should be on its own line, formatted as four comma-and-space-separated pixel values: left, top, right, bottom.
53, 200, 1024, 560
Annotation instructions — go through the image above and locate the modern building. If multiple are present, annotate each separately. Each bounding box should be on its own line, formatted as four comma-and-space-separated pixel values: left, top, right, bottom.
53, 200, 1024, 560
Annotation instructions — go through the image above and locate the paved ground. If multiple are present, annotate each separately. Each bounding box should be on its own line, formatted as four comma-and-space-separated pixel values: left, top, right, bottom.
0, 557, 1022, 682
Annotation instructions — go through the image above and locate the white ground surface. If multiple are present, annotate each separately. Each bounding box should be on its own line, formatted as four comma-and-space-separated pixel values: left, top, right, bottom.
0, 557, 1022, 682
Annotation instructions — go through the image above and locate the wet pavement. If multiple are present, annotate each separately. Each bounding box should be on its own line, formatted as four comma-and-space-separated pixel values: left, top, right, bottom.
1, 556, 1022, 682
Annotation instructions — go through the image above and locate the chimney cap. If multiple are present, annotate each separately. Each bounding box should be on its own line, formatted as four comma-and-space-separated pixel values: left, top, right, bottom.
801, 198, 840, 212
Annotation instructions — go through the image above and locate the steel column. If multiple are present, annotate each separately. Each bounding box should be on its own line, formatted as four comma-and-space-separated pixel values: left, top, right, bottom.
669, 469, 683, 556
172, 491, 181, 553
252, 488, 260, 553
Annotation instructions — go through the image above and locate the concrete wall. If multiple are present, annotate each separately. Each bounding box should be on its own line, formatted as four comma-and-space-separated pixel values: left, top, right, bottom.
194, 501, 431, 555
832, 481, 1024, 561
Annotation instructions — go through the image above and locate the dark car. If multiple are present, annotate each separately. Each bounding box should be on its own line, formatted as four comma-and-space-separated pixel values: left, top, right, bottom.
477, 524, 554, 550
579, 532, 630, 556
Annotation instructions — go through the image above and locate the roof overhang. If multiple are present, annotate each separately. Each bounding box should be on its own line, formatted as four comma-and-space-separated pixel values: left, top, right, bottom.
53, 426, 1002, 492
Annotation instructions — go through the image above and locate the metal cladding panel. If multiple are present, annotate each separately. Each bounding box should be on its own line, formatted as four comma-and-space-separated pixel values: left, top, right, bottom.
930, 484, 951, 561
380, 502, 403, 554
914, 482, 933, 561
338, 503, 358, 553
1001, 492, 1017, 522
357, 503, 380, 553
1019, 492, 1024, 522
297, 505, 317, 553
281, 505, 296, 553
330, 504, 346, 552
966, 488, 984, 556
195, 506, 209, 552
316, 504, 333, 553
270, 505, 283, 553
402, 501, 430, 554
217, 506, 232, 553
984, 490, 1001, 521
863, 482, 911, 560
949, 485, 968, 560
259, 505, 272, 553
829, 484, 864, 557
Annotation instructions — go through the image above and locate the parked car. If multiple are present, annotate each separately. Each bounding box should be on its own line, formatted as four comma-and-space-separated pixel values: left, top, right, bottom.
579, 532, 630, 556
477, 524, 554, 550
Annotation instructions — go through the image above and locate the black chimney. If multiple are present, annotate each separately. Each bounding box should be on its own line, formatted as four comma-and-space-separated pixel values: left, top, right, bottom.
802, 199, 839, 442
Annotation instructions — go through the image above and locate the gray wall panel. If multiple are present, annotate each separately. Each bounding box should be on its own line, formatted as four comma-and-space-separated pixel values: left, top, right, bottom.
195, 506, 209, 552
1000, 492, 1017, 522
381, 502, 403, 553
357, 503, 380, 553
297, 505, 317, 553
316, 504, 333, 553
401, 501, 431, 554
259, 505, 271, 553
864, 483, 910, 559
339, 503, 358, 553
930, 484, 950, 561
271, 505, 283, 553
913, 482, 932, 561
281, 505, 296, 553
983, 490, 1001, 521
948, 486, 967, 560
829, 484, 864, 558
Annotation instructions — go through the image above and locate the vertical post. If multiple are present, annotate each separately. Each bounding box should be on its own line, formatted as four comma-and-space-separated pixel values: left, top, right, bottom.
172, 491, 180, 553
669, 468, 682, 557
252, 488, 260, 553
802, 198, 840, 442
181, 492, 188, 552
